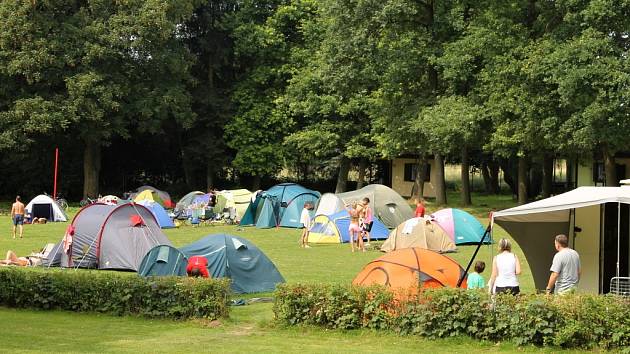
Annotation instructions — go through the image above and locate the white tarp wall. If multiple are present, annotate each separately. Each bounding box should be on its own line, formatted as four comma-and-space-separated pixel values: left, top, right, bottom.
493, 186, 630, 293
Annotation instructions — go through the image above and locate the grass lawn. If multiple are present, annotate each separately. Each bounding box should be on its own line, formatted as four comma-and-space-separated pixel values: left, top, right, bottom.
0, 192, 561, 353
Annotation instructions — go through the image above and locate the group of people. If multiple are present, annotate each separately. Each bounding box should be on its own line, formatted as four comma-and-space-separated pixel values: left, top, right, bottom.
467, 234, 581, 295
346, 198, 374, 252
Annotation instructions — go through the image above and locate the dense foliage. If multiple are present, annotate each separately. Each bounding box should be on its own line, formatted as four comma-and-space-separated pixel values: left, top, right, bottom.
0, 267, 230, 320
0, 0, 628, 202
274, 284, 630, 350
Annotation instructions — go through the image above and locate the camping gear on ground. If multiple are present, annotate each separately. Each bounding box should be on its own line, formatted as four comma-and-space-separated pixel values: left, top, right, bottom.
130, 185, 174, 208
314, 184, 413, 229
240, 183, 320, 228
50, 203, 171, 271
174, 191, 205, 213
136, 200, 175, 229
138, 245, 188, 277
307, 210, 389, 243
431, 208, 490, 245
492, 186, 630, 294
353, 248, 467, 290
25, 194, 68, 222
381, 217, 457, 253
179, 234, 285, 293
214, 189, 252, 221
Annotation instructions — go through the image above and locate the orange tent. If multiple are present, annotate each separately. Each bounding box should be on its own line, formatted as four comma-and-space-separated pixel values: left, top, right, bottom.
352, 248, 467, 290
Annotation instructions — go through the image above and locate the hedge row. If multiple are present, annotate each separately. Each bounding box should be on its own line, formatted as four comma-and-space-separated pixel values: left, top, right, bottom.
0, 267, 230, 320
274, 284, 630, 350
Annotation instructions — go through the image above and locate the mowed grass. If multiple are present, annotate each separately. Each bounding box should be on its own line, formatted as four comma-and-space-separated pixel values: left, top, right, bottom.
0, 193, 557, 353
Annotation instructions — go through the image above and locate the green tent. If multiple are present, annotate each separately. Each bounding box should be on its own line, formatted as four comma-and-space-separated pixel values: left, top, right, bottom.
138, 245, 188, 276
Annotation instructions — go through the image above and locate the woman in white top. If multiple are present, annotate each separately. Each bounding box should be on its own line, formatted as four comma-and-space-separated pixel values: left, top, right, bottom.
488, 238, 521, 295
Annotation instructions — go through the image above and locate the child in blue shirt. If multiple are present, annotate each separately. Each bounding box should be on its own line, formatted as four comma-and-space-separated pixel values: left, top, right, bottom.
467, 261, 486, 290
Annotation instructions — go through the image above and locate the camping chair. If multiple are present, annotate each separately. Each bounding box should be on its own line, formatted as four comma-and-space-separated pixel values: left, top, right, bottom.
610, 277, 630, 296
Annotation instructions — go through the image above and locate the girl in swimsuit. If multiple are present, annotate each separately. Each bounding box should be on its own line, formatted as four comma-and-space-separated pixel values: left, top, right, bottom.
347, 202, 364, 252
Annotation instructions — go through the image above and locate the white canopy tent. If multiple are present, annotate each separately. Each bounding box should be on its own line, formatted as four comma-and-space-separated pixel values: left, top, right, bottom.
493, 187, 630, 293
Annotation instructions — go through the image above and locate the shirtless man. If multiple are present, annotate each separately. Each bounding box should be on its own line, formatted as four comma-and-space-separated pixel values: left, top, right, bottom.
11, 195, 25, 239
0, 250, 30, 266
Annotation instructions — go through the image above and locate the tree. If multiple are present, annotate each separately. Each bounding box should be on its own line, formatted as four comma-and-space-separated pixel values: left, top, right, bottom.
0, 0, 197, 197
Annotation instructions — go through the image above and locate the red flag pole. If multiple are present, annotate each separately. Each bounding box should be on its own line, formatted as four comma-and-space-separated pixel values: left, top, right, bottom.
53, 147, 59, 199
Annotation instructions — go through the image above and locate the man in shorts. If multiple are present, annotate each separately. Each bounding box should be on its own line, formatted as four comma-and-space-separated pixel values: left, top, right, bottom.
546, 234, 581, 294
11, 196, 25, 239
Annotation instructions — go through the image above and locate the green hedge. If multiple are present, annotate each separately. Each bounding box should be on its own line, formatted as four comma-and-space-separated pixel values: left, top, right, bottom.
274, 284, 630, 350
0, 267, 230, 320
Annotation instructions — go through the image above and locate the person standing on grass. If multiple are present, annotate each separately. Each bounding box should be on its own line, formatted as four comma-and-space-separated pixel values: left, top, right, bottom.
10, 195, 25, 239
488, 238, 521, 295
467, 261, 486, 290
546, 234, 580, 295
299, 202, 313, 248
359, 198, 373, 246
347, 202, 364, 252
414, 198, 426, 218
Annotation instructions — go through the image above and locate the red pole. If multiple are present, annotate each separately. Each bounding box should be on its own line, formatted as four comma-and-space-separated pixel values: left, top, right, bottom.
53, 147, 59, 198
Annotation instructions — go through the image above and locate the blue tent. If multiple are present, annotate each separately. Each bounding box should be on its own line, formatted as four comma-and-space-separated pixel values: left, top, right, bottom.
136, 200, 175, 228
180, 234, 285, 293
138, 245, 188, 276
240, 183, 320, 228
307, 210, 390, 243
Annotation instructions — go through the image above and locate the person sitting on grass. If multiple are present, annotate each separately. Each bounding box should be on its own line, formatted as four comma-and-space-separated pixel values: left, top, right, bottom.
467, 260, 486, 290
0, 250, 32, 267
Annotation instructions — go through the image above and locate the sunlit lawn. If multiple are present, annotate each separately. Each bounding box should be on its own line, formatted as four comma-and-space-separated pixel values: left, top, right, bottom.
0, 192, 559, 353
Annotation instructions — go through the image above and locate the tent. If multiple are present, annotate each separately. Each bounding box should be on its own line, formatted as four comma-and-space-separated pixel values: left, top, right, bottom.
179, 234, 285, 293
136, 200, 175, 229
54, 203, 171, 271
431, 208, 490, 245
25, 194, 68, 222
133, 189, 166, 207
307, 210, 390, 243
175, 191, 204, 213
492, 186, 630, 294
138, 245, 188, 277
98, 195, 121, 205
131, 186, 174, 208
381, 217, 457, 253
314, 185, 413, 228
214, 189, 252, 220
240, 183, 320, 228
353, 248, 467, 289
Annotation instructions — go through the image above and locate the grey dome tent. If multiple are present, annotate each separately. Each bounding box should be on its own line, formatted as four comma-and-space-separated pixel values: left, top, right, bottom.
314, 184, 413, 228
179, 234, 285, 293
138, 245, 188, 277
52, 203, 171, 271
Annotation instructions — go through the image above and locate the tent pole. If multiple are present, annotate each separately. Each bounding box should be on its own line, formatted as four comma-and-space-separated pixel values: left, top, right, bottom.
617, 202, 621, 292
457, 224, 491, 288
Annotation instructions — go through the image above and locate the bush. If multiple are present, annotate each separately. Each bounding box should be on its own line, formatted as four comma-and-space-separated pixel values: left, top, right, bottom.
0, 267, 230, 320
274, 284, 630, 350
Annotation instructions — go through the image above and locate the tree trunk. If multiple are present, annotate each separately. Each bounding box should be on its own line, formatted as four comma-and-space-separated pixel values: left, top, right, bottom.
461, 147, 472, 205
206, 162, 215, 191
182, 155, 195, 189
357, 158, 368, 189
603, 145, 618, 186
489, 160, 500, 194
481, 161, 492, 194
413, 154, 428, 199
83, 141, 101, 198
251, 175, 261, 191
435, 153, 447, 205
542, 154, 553, 198
518, 156, 528, 205
335, 156, 351, 193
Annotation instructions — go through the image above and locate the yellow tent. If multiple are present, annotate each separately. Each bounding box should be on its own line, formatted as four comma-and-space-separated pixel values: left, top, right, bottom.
381, 217, 456, 253
133, 189, 165, 207
214, 189, 252, 220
